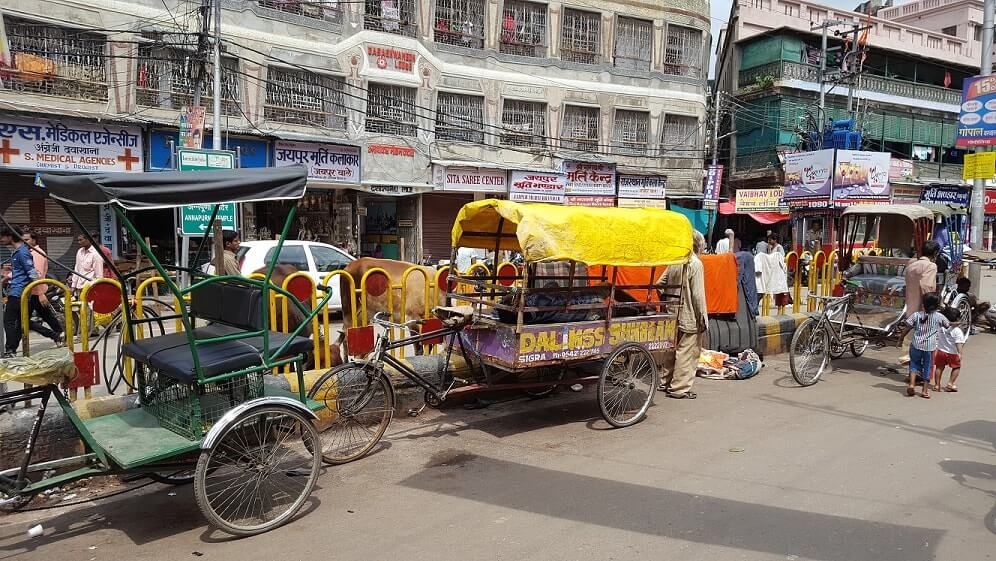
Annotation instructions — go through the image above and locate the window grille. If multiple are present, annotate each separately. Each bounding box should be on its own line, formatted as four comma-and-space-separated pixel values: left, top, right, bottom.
435, 92, 485, 143
660, 114, 699, 156
365, 0, 418, 37
612, 110, 649, 156
500, 99, 546, 147
136, 37, 241, 115
560, 105, 600, 152
434, 0, 485, 48
265, 67, 346, 130
614, 17, 652, 71
499, 1, 547, 57
561, 9, 600, 64
366, 83, 418, 136
257, 0, 342, 23
2, 16, 107, 101
663, 25, 703, 78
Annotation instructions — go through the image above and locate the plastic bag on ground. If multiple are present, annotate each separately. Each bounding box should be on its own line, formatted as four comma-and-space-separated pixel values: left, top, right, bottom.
0, 348, 78, 386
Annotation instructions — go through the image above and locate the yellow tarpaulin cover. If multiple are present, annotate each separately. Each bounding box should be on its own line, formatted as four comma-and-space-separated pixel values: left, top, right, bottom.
451, 199, 693, 266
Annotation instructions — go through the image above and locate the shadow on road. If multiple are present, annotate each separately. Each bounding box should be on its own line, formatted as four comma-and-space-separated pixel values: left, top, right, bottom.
401, 454, 943, 561
938, 459, 996, 536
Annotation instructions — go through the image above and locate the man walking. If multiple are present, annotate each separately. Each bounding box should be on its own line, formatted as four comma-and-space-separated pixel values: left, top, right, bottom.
1, 227, 39, 358
22, 230, 64, 346
905, 240, 940, 314
658, 230, 709, 399
715, 229, 735, 254
70, 233, 102, 297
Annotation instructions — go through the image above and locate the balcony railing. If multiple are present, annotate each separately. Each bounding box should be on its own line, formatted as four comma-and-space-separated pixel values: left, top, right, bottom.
738, 61, 962, 106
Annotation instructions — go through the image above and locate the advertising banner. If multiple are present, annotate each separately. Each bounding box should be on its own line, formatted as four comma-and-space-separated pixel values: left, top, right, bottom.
565, 195, 616, 207
832, 150, 891, 203
703, 165, 723, 207
956, 75, 996, 148
0, 117, 143, 173
986, 189, 996, 214
274, 140, 361, 184
563, 161, 616, 196
178, 106, 205, 148
734, 188, 787, 212
617, 175, 666, 199
783, 149, 834, 201
509, 170, 566, 204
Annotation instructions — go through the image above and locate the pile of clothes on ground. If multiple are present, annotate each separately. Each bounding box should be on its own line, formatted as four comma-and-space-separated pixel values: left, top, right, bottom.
695, 349, 763, 380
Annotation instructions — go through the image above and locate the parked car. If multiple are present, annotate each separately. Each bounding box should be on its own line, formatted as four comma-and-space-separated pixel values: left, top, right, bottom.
237, 241, 355, 311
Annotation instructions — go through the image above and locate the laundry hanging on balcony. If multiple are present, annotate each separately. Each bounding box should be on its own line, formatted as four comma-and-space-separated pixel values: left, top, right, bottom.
13, 52, 56, 81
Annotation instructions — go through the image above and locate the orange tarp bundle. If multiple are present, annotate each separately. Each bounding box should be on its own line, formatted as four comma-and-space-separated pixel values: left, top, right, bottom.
592, 265, 664, 304
699, 254, 739, 314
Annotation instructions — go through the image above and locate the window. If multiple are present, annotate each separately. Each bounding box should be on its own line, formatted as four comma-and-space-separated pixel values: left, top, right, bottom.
975, 24, 983, 42
614, 17, 652, 71
264, 245, 309, 272
257, 0, 342, 23
941, 25, 957, 37
265, 68, 346, 130
435, 92, 485, 143
434, 0, 485, 48
309, 245, 352, 272
561, 8, 600, 64
663, 25, 703, 78
2, 16, 107, 101
660, 114, 698, 155
365, 0, 418, 37
137, 36, 242, 115
560, 105, 600, 152
500, 99, 546, 147
612, 110, 649, 156
499, 1, 547, 57
366, 83, 418, 136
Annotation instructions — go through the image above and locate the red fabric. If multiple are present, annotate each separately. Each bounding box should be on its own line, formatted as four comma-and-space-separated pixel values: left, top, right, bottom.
749, 212, 789, 224
99, 245, 114, 279
699, 253, 739, 314
934, 350, 961, 370
719, 200, 736, 215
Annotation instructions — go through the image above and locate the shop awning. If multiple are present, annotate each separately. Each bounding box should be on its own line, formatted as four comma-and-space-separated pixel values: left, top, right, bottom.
719, 200, 736, 214
748, 211, 790, 224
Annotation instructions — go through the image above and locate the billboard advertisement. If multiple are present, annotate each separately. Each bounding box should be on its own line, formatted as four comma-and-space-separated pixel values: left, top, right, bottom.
783, 149, 834, 202
956, 75, 996, 148
832, 150, 891, 203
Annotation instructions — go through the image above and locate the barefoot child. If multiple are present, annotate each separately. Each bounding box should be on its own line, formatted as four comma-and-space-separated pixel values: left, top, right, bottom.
896, 293, 948, 398
933, 307, 966, 393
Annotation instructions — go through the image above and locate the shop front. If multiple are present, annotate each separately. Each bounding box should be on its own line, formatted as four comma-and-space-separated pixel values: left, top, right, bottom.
0, 115, 143, 269
425, 165, 507, 262
358, 143, 433, 262
719, 188, 790, 250
563, 161, 616, 207
145, 129, 270, 264
272, 139, 361, 253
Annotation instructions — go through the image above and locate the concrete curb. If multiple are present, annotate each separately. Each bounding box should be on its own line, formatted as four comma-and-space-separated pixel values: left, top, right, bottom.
757, 313, 811, 357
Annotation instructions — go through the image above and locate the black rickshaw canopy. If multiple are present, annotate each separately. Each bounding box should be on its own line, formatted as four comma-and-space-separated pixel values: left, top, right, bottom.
39, 165, 308, 210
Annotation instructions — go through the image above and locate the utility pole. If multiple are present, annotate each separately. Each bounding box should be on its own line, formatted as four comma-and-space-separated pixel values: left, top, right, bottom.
812, 19, 848, 136
211, 0, 222, 150
972, 0, 994, 250
711, 92, 721, 167
845, 24, 861, 116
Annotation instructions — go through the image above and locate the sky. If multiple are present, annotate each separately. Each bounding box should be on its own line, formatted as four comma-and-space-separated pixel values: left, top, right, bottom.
709, 0, 878, 76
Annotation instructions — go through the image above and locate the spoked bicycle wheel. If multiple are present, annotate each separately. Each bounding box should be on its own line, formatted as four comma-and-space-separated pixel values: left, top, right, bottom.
308, 362, 395, 465
194, 405, 321, 537
850, 339, 870, 357
790, 318, 830, 386
597, 343, 658, 428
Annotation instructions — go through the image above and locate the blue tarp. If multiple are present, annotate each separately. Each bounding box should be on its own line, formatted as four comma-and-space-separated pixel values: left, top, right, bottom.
670, 206, 710, 235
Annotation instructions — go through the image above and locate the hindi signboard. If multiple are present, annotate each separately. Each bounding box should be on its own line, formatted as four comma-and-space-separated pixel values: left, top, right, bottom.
920, 184, 971, 207
963, 152, 996, 180
832, 150, 891, 204
563, 161, 616, 196
956, 75, 996, 148
509, 170, 566, 204
274, 140, 361, 184
432, 165, 507, 193
0, 117, 143, 173
617, 175, 666, 199
783, 149, 834, 204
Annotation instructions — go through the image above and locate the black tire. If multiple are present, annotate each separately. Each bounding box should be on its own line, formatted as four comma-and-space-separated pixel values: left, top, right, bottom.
850, 339, 869, 357
308, 362, 394, 465
194, 405, 320, 537
829, 340, 848, 360
149, 470, 195, 485
103, 306, 167, 395
597, 343, 657, 428
523, 367, 565, 398
790, 318, 830, 386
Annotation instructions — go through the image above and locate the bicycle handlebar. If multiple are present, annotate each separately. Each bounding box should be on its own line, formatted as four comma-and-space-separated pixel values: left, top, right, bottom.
372, 311, 421, 330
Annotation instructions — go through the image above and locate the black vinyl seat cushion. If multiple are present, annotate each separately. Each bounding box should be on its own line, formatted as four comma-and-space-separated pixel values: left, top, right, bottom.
197, 323, 314, 356
146, 339, 264, 384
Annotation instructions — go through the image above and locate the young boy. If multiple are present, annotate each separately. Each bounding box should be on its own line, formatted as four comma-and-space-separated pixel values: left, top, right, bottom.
896, 293, 948, 399
933, 307, 966, 393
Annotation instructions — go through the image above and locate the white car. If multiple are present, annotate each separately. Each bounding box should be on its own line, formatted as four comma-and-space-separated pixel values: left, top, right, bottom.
236, 240, 355, 311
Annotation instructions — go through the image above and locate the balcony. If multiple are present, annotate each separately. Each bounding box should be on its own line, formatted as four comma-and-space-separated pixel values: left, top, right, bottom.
738, 61, 962, 106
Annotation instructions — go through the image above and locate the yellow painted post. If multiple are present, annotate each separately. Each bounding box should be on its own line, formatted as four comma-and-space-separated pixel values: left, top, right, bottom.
319, 270, 353, 367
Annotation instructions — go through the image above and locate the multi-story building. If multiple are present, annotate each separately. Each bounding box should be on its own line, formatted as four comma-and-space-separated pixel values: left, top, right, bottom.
0, 0, 709, 265
714, 0, 980, 247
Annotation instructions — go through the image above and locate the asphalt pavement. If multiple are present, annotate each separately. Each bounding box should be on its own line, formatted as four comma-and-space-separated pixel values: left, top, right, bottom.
1, 330, 994, 561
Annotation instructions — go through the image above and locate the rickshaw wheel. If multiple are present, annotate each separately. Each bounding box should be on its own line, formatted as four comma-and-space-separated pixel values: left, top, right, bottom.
524, 367, 565, 398
308, 362, 395, 465
194, 405, 321, 536
790, 318, 830, 386
149, 469, 195, 485
597, 343, 658, 428
850, 340, 870, 357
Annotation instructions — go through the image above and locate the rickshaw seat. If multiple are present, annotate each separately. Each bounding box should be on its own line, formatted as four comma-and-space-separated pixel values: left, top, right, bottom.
146, 340, 264, 384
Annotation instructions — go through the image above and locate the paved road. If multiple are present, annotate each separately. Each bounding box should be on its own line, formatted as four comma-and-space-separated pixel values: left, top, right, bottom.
1, 339, 994, 560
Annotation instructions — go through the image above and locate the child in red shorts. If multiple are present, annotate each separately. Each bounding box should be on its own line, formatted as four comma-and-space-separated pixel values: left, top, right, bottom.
933, 307, 967, 393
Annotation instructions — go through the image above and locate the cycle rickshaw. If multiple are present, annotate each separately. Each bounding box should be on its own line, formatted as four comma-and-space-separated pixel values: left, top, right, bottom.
0, 166, 331, 536
305, 199, 694, 464
789, 204, 937, 386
